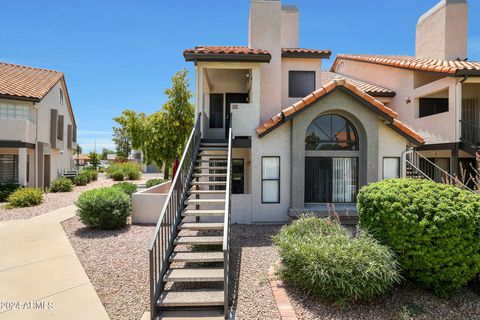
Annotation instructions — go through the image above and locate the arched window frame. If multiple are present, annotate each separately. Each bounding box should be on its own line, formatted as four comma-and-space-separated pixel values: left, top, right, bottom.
305, 114, 359, 151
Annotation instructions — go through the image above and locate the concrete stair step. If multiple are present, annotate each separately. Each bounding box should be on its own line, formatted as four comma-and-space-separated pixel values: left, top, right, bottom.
191, 181, 226, 186
182, 209, 225, 217
169, 251, 224, 263
200, 147, 228, 151
188, 190, 226, 195
178, 222, 224, 231
195, 166, 227, 170
193, 173, 227, 178
174, 236, 223, 246
198, 154, 227, 158
185, 199, 225, 205
157, 310, 224, 320
157, 290, 224, 307
163, 268, 224, 282
196, 160, 228, 163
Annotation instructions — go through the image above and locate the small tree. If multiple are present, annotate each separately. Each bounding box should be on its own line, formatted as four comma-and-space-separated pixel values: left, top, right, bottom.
88, 151, 101, 170
113, 126, 132, 160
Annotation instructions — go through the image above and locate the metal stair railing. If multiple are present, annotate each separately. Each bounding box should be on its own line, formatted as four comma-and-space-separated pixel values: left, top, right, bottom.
404, 149, 473, 191
223, 121, 233, 319
148, 113, 202, 320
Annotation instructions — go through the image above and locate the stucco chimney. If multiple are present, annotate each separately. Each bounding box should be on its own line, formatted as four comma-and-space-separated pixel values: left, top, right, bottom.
416, 0, 468, 60
248, 0, 282, 50
280, 5, 299, 48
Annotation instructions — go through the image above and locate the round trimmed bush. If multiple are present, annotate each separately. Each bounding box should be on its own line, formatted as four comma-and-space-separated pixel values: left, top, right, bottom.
273, 217, 401, 303
146, 178, 163, 188
7, 187, 43, 208
358, 178, 480, 296
74, 172, 89, 186
50, 177, 73, 192
75, 187, 131, 230
111, 171, 124, 181
113, 182, 138, 196
0, 183, 22, 202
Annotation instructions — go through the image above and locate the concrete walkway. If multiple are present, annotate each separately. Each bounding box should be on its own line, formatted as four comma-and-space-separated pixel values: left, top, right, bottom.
0, 205, 109, 320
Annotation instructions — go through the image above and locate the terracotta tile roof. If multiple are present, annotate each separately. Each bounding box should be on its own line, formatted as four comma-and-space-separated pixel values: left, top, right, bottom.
321, 72, 395, 97
184, 46, 271, 62
281, 48, 331, 59
332, 54, 480, 76
0, 62, 64, 101
256, 78, 424, 145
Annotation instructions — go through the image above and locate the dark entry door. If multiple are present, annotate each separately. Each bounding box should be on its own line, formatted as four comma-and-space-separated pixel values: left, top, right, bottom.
44, 155, 51, 189
225, 93, 248, 138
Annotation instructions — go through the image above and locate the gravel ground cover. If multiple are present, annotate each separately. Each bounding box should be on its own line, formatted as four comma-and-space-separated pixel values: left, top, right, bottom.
0, 173, 162, 221
62, 216, 154, 320
287, 280, 480, 320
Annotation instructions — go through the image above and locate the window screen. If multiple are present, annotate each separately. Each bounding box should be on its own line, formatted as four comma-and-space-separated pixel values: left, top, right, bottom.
0, 155, 18, 183
262, 157, 280, 203
209, 94, 223, 128
419, 98, 448, 118
289, 71, 315, 98
383, 157, 400, 179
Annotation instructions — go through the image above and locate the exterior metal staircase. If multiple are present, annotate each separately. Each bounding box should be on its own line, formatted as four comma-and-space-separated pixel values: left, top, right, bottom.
149, 114, 233, 320
405, 149, 472, 191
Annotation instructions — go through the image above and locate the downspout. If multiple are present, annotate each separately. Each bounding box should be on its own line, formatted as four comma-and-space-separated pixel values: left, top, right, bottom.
34, 103, 39, 187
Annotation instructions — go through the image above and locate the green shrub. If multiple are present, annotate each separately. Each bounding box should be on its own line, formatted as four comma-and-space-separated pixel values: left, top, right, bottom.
0, 183, 22, 202
75, 187, 131, 230
74, 172, 90, 186
358, 178, 480, 297
111, 171, 124, 181
113, 182, 138, 196
273, 217, 400, 303
7, 187, 43, 208
82, 169, 98, 181
106, 162, 141, 180
98, 166, 105, 173
50, 177, 73, 192
146, 178, 163, 188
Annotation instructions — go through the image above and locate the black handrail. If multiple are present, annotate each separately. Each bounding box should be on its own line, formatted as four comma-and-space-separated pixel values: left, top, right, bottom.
149, 113, 201, 320
460, 120, 480, 146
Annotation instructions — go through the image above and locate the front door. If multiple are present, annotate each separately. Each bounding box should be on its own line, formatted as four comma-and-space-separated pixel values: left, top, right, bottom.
225, 93, 248, 138
43, 154, 51, 189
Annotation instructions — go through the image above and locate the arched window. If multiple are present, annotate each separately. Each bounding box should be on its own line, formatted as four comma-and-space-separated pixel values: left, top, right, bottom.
305, 114, 359, 151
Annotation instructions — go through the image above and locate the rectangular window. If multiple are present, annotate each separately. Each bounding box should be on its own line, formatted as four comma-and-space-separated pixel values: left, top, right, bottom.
0, 103, 30, 121
262, 157, 280, 203
209, 94, 223, 128
0, 155, 18, 183
232, 159, 244, 194
383, 157, 400, 179
289, 71, 315, 98
419, 98, 449, 118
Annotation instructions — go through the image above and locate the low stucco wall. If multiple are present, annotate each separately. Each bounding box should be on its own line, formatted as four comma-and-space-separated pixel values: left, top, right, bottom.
132, 181, 171, 224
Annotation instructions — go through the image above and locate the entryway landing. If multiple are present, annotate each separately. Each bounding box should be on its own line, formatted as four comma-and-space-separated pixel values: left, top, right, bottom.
288, 203, 358, 225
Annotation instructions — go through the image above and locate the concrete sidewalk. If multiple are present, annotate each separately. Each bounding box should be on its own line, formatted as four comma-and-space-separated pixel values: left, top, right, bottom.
0, 205, 109, 320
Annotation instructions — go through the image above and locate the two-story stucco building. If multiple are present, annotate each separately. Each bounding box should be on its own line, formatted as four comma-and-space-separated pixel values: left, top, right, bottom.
183, 0, 430, 224
0, 62, 77, 188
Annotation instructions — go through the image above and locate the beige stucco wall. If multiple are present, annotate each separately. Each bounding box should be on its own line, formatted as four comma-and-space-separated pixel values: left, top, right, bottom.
334, 60, 459, 144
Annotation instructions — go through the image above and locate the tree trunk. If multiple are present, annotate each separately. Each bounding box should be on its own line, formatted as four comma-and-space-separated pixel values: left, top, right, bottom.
164, 163, 169, 180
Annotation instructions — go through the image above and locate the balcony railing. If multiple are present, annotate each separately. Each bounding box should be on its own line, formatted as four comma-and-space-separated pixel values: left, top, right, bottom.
460, 120, 480, 147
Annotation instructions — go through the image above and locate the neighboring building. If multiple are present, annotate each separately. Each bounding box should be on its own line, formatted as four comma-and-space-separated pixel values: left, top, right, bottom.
75, 154, 91, 167
0, 62, 77, 188
133, 149, 159, 173
331, 0, 479, 181
183, 0, 427, 224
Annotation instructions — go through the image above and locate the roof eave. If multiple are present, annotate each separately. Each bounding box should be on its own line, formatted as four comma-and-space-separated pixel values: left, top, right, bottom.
0, 93, 40, 102
369, 91, 396, 98
281, 52, 331, 59
386, 123, 424, 146
184, 53, 272, 63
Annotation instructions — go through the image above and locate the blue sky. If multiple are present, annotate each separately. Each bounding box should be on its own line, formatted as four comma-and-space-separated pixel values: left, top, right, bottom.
1, 0, 479, 152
